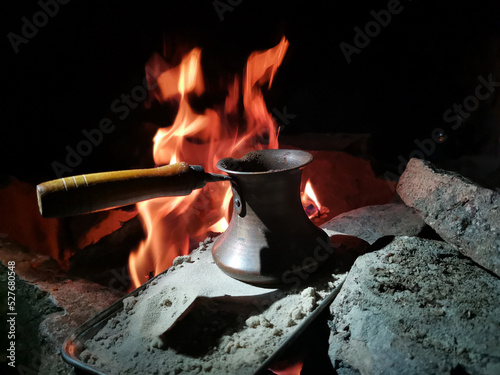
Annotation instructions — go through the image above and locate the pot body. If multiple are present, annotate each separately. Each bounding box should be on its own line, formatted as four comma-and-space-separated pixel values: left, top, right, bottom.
212, 150, 331, 285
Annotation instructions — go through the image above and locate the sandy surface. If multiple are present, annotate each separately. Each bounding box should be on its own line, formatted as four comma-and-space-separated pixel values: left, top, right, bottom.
80, 238, 344, 374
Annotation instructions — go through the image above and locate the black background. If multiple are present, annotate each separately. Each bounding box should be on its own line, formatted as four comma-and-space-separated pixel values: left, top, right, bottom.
2, 0, 500, 183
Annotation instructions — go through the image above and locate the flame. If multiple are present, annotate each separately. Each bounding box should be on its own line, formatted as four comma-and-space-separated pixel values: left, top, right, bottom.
301, 179, 323, 218
304, 180, 322, 211
208, 217, 229, 233
128, 37, 289, 288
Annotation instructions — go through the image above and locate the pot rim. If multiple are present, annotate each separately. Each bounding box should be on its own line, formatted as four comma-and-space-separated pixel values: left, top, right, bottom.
216, 149, 313, 175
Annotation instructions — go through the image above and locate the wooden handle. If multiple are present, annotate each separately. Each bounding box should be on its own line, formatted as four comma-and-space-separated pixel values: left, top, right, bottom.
37, 163, 206, 218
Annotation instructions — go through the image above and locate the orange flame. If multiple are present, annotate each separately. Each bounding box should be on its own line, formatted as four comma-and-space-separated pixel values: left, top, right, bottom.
304, 180, 322, 211
207, 217, 229, 233
128, 37, 289, 288
301, 180, 322, 219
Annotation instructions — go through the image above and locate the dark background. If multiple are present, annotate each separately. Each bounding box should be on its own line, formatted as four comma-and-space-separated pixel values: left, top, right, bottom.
2, 0, 500, 184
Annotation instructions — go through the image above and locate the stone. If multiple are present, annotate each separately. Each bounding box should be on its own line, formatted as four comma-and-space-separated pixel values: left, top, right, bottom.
300, 150, 396, 220
328, 236, 500, 375
0, 239, 124, 374
322, 203, 425, 244
397, 158, 500, 276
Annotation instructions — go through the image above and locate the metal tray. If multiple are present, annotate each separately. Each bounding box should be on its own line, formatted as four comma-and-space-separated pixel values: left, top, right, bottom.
61, 272, 154, 375
61, 269, 344, 375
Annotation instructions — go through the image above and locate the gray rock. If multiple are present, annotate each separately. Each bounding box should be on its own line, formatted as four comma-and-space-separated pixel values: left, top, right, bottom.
0, 240, 124, 374
328, 236, 500, 375
322, 203, 425, 244
397, 158, 500, 277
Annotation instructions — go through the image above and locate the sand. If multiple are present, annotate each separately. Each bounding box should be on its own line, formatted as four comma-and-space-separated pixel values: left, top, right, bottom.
80, 238, 344, 374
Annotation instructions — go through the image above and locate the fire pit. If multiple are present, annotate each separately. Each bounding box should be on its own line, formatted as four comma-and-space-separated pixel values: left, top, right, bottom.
3, 2, 499, 373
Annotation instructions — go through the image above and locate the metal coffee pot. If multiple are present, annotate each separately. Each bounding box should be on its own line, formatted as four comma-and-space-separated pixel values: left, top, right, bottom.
37, 149, 330, 285
212, 149, 330, 284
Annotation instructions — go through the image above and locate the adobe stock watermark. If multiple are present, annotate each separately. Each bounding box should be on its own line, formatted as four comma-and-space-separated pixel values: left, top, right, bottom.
281, 235, 337, 290
51, 69, 159, 178
13, 347, 42, 375
339, 0, 407, 64
383, 73, 500, 183
272, 105, 297, 132
7, 0, 71, 54
175, 105, 296, 228
107, 265, 133, 292
443, 74, 500, 129
230, 234, 338, 327
213, 0, 243, 21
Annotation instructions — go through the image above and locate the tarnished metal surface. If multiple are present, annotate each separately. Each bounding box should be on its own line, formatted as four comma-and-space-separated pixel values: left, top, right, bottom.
213, 149, 331, 285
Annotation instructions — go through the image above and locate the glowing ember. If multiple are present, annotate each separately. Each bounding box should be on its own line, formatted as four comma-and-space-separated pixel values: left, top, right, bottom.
78, 210, 138, 249
128, 37, 289, 288
270, 361, 304, 375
